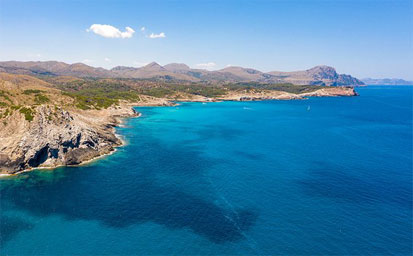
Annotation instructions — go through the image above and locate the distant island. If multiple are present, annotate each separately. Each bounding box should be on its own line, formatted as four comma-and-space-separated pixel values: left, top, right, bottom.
362, 78, 413, 85
0, 61, 362, 175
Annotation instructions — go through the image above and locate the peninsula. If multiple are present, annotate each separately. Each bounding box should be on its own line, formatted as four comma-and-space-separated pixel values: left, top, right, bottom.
0, 61, 360, 174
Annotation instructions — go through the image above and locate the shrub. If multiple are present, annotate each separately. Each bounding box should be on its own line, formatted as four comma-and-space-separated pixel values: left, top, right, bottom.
34, 94, 50, 104
0, 90, 12, 103
23, 89, 43, 95
19, 107, 35, 122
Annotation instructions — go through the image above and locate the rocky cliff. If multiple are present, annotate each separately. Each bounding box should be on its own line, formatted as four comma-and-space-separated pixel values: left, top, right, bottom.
0, 105, 137, 174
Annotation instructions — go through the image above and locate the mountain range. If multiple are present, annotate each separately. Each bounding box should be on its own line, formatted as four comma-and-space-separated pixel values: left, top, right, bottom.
0, 61, 365, 86
362, 78, 413, 85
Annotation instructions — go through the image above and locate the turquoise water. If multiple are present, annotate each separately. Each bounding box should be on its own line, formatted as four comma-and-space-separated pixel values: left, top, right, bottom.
1, 86, 412, 255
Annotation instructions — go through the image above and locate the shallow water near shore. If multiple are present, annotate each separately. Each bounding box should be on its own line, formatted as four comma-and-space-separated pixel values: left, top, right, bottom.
1, 86, 412, 255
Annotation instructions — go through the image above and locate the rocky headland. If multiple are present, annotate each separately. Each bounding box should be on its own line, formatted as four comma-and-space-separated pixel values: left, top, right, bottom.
214, 86, 357, 101
0, 104, 138, 174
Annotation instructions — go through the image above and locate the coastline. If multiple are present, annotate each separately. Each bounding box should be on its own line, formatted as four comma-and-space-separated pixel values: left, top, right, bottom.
0, 113, 141, 178
0, 87, 357, 177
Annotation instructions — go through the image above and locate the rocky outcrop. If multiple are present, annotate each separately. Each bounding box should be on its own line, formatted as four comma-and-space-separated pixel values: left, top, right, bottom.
300, 87, 358, 97
218, 90, 301, 101
216, 86, 357, 101
0, 105, 138, 174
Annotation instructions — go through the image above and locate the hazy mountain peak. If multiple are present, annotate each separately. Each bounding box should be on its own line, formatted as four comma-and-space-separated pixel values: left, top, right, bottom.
145, 61, 162, 67
111, 66, 137, 71
141, 62, 166, 71
221, 66, 263, 74
164, 63, 190, 71
306, 65, 338, 80
307, 65, 336, 72
70, 63, 89, 68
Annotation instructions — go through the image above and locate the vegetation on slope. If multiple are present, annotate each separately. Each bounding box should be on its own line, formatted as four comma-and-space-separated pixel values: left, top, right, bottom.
1, 72, 323, 116
135, 84, 227, 98
34, 94, 50, 104
52, 78, 228, 108
225, 82, 321, 94
23, 89, 44, 94
39, 77, 322, 109
19, 107, 35, 121
0, 90, 13, 103
58, 80, 141, 110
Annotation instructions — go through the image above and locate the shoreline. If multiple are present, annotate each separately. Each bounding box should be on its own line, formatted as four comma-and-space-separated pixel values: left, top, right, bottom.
0, 140, 122, 178
0, 112, 141, 178
0, 87, 357, 177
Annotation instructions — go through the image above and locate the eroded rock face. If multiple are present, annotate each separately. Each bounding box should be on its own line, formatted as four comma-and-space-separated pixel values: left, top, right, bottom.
0, 105, 137, 174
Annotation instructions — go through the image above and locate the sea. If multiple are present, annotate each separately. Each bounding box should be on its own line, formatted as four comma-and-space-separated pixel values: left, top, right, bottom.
0, 86, 412, 255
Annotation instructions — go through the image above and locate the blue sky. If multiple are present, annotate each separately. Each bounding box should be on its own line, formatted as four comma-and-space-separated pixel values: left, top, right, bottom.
0, 0, 412, 79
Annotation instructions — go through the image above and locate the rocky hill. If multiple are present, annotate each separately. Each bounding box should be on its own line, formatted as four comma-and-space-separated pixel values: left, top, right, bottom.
0, 73, 138, 173
217, 66, 280, 83
269, 65, 365, 86
0, 61, 364, 86
0, 61, 111, 78
163, 63, 191, 72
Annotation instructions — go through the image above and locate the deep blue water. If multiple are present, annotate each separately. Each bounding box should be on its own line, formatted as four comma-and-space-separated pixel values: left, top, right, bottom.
1, 86, 412, 255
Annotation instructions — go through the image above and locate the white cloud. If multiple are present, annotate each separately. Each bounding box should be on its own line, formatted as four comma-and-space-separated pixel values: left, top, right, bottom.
82, 59, 93, 64
87, 24, 135, 38
148, 32, 166, 39
196, 62, 216, 70
140, 27, 145, 32
104, 57, 111, 62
